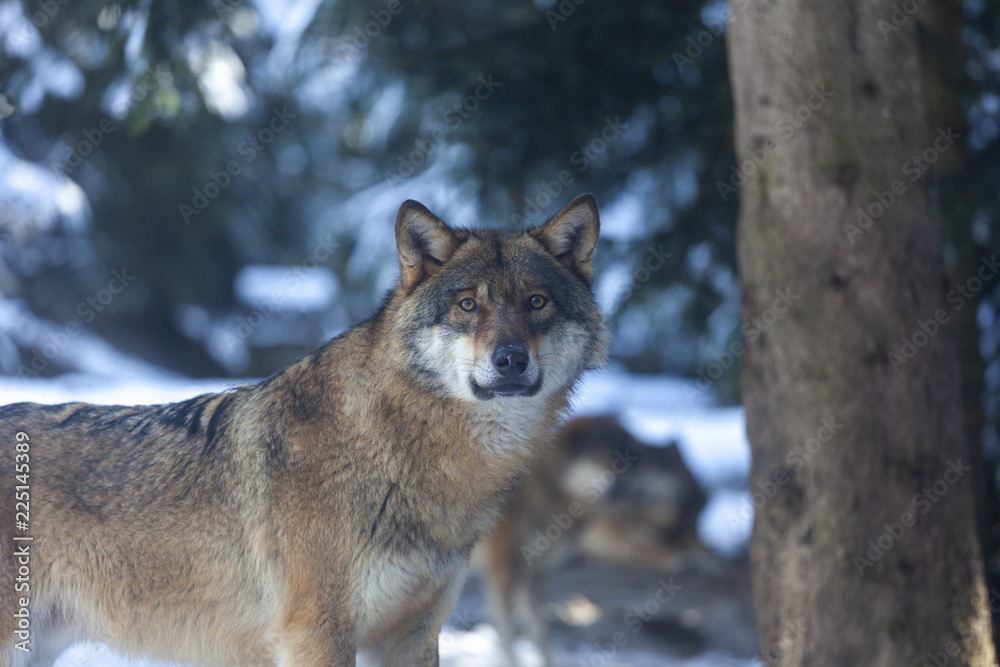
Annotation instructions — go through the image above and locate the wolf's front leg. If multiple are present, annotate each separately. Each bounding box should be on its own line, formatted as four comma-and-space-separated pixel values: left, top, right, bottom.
359, 575, 464, 667
356, 622, 441, 667
271, 584, 356, 667
272, 616, 356, 667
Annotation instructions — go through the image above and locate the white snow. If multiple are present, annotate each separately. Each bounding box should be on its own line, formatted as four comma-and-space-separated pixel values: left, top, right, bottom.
438, 624, 756, 667
57, 644, 191, 667
0, 299, 175, 380
0, 135, 90, 238
621, 407, 750, 488
699, 488, 753, 558
191, 41, 252, 121
55, 633, 759, 667
0, 372, 235, 407
234, 263, 339, 312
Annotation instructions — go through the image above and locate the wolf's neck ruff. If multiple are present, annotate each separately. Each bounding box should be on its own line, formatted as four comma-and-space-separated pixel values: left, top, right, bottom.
0, 194, 608, 667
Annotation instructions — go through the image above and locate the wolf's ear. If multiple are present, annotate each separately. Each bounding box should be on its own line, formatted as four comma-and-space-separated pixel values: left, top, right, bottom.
395, 200, 461, 290
530, 194, 600, 284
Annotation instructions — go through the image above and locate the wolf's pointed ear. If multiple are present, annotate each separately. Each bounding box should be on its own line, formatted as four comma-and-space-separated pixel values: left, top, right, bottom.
395, 200, 461, 291
530, 194, 600, 284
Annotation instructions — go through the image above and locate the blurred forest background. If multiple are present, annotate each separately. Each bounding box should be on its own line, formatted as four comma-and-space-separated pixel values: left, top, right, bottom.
0, 0, 999, 596
2, 0, 997, 402
0, 0, 745, 384
0, 0, 999, 663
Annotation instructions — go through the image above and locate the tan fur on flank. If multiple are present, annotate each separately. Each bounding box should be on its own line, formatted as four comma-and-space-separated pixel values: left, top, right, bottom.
0, 195, 608, 667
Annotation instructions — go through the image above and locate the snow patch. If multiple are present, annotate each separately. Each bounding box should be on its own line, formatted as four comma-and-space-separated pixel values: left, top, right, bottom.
234, 263, 339, 312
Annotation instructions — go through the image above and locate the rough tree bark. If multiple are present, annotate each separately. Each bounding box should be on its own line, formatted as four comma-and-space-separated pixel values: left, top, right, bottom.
918, 3, 999, 634
726, 0, 998, 664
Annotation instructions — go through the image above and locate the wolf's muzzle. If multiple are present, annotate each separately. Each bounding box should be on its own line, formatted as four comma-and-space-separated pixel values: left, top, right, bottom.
470, 342, 542, 399
492, 344, 529, 380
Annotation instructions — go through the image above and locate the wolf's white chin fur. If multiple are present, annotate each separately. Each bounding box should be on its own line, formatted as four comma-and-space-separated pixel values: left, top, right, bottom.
413, 321, 593, 405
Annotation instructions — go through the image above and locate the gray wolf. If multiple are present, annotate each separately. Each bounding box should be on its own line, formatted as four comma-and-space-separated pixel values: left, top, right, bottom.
0, 194, 608, 666
475, 416, 705, 666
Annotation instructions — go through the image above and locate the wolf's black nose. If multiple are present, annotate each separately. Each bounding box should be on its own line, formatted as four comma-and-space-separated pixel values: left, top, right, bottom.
493, 344, 529, 379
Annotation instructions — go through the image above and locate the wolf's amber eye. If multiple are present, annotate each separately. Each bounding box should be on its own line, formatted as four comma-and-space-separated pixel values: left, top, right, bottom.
458, 298, 477, 312
529, 295, 547, 309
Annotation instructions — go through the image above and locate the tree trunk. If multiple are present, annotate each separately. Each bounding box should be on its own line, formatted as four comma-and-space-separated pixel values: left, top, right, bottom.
918, 3, 1000, 648
727, 0, 998, 663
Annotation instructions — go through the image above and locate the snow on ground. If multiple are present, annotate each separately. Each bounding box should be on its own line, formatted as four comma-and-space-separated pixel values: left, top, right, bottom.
56, 644, 188, 667
438, 624, 757, 667
56, 634, 758, 667
0, 371, 236, 407
0, 361, 754, 667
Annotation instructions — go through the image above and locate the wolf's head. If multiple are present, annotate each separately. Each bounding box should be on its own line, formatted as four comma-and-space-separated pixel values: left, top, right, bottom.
390, 194, 609, 403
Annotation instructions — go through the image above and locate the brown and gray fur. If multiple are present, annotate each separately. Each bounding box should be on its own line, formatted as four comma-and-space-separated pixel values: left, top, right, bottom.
0, 195, 608, 667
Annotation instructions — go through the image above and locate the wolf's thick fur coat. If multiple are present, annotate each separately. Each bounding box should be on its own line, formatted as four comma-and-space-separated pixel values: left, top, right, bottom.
0, 195, 608, 667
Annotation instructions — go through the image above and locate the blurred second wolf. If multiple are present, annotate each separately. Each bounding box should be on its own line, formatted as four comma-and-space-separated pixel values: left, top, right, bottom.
0, 195, 608, 667
475, 416, 707, 667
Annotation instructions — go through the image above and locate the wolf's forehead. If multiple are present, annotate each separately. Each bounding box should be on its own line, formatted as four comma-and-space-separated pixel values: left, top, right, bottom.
447, 236, 555, 292
447, 266, 536, 300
